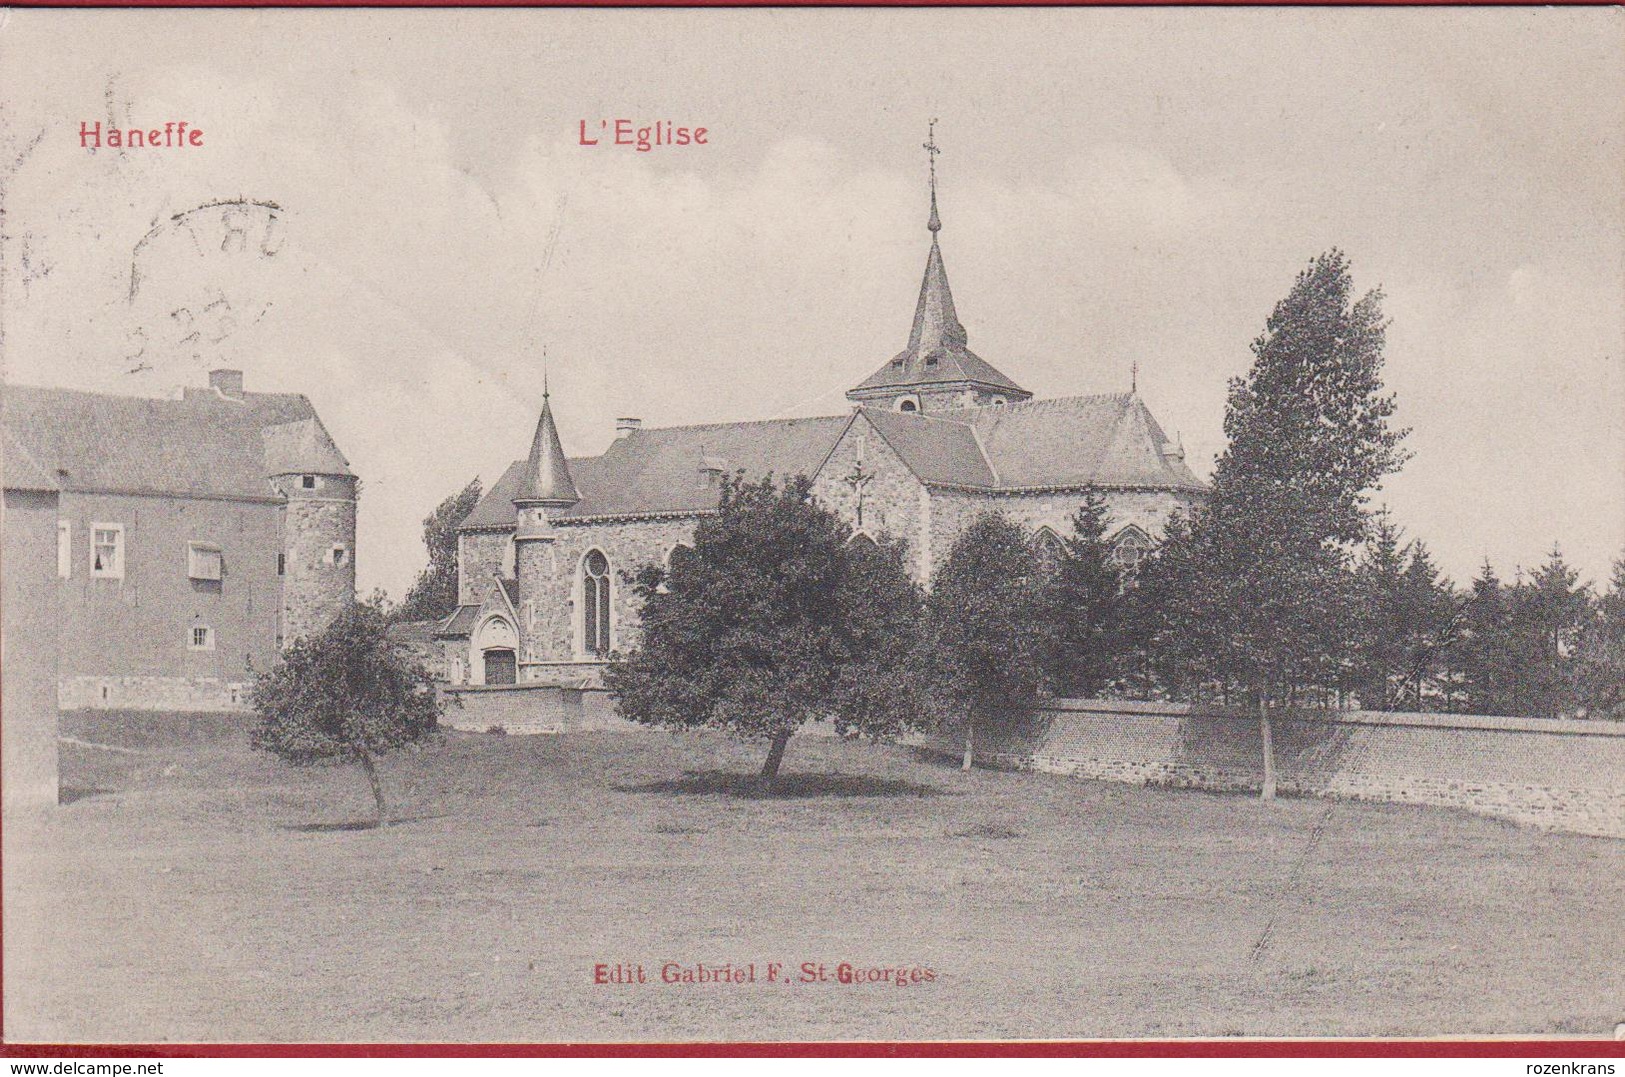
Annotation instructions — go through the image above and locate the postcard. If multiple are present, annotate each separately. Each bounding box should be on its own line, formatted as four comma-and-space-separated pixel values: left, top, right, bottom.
1, 6, 1621, 1050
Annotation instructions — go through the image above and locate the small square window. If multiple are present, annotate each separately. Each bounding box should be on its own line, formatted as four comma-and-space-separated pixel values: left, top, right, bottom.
189, 626, 215, 651
187, 542, 223, 581
91, 523, 124, 579
301, 475, 317, 490
332, 546, 348, 566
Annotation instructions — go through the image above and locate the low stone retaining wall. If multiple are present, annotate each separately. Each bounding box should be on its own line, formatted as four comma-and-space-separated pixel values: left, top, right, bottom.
59, 676, 250, 712
439, 684, 633, 735
932, 700, 1625, 838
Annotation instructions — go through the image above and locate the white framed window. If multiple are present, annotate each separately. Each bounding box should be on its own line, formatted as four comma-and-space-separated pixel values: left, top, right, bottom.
581, 549, 612, 657
90, 523, 124, 579
189, 625, 215, 651
187, 542, 223, 581
57, 521, 71, 579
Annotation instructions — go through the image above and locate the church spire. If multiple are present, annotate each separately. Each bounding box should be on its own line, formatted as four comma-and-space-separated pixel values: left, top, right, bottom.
513, 372, 579, 508
844, 126, 1031, 411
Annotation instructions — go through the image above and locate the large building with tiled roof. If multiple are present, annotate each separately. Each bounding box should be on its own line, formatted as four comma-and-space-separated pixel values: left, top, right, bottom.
0, 368, 357, 725
440, 156, 1205, 689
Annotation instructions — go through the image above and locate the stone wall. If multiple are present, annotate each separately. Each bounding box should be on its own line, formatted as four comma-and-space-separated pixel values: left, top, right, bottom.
458, 530, 512, 605
59, 675, 250, 712
3, 488, 60, 807
533, 516, 698, 669
273, 475, 357, 645
440, 684, 633, 735
57, 491, 285, 683
926, 487, 1196, 577
933, 699, 1625, 838
811, 414, 930, 579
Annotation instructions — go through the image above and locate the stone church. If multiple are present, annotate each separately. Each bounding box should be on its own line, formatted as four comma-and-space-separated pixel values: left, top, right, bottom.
439, 160, 1205, 688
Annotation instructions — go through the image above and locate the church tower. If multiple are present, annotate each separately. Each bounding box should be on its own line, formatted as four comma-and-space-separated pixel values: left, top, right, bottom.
847, 124, 1032, 414
511, 382, 579, 667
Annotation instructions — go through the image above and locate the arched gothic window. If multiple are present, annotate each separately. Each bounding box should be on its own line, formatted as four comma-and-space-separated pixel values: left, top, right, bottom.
582, 549, 612, 656
667, 542, 694, 576
1031, 527, 1066, 575
848, 532, 879, 552
658, 543, 694, 594
1109, 526, 1153, 574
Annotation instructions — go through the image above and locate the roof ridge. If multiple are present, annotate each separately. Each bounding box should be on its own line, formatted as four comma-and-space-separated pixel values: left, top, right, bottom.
2, 382, 310, 407
964, 391, 1131, 415
861, 407, 976, 430
629, 413, 849, 434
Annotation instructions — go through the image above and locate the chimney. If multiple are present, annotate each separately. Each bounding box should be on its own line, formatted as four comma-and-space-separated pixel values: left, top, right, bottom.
615, 417, 642, 440
209, 369, 245, 399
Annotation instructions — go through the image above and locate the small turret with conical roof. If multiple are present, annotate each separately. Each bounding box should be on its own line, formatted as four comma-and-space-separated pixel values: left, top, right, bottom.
512, 377, 579, 539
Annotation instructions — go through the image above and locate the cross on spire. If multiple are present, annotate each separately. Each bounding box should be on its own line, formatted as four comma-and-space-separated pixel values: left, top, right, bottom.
924, 118, 942, 234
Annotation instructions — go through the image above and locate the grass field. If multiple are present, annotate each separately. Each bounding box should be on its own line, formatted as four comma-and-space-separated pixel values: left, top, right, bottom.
5, 716, 1622, 1043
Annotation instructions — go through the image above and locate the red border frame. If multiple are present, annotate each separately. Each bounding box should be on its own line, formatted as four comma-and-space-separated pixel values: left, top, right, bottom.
1, 1, 1621, 8
2, 0, 1621, 1058
2, 1041, 1623, 1058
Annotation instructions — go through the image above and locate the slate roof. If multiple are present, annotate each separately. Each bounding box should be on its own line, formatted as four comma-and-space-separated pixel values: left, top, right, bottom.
459, 393, 1202, 530
513, 395, 579, 505
1, 382, 352, 500
437, 604, 481, 638
967, 393, 1205, 491
849, 235, 1029, 400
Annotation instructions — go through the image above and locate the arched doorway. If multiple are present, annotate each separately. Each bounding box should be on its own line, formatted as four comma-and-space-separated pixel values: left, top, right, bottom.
472, 615, 518, 685
483, 648, 517, 685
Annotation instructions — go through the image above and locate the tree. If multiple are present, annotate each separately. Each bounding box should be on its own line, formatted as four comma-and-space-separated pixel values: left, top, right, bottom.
395, 478, 483, 623
249, 602, 442, 825
1578, 555, 1625, 719
1510, 546, 1592, 718
1144, 250, 1409, 708
1352, 518, 1462, 711
1351, 512, 1411, 709
605, 474, 925, 791
1458, 559, 1518, 716
921, 513, 1055, 770
1045, 489, 1128, 697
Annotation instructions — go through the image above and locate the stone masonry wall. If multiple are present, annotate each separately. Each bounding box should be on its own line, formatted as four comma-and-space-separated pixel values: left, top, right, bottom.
458, 530, 512, 605
934, 699, 1625, 838
59, 675, 250, 711
440, 684, 633, 734
527, 516, 698, 675
275, 476, 357, 645
811, 414, 930, 579
926, 488, 1198, 578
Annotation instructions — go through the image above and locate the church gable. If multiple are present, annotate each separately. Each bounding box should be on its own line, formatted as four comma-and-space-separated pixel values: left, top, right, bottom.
811, 412, 930, 545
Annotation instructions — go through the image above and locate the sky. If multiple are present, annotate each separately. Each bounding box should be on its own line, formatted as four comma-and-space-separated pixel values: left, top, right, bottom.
2, 8, 1621, 599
